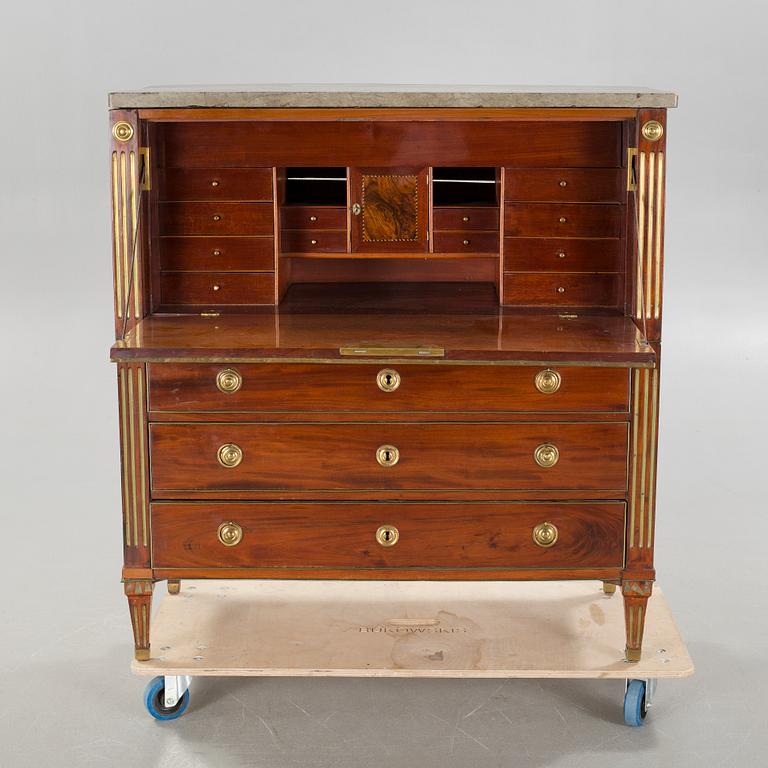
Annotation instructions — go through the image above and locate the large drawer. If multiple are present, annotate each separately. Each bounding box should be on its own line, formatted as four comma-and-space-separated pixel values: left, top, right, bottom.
148, 364, 630, 413
151, 501, 626, 569
148, 422, 629, 492
504, 238, 622, 273
504, 203, 622, 238
159, 237, 274, 271
159, 202, 274, 236
503, 274, 621, 307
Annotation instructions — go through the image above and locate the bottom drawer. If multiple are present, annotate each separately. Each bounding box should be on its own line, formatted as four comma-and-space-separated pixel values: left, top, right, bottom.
151, 502, 625, 569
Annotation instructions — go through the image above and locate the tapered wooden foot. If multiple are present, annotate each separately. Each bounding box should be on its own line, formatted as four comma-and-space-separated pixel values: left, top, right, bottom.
602, 582, 617, 596
124, 579, 154, 661
622, 580, 653, 662
167, 579, 181, 595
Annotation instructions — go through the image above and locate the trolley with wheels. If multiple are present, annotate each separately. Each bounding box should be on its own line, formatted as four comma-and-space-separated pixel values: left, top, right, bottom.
132, 580, 693, 727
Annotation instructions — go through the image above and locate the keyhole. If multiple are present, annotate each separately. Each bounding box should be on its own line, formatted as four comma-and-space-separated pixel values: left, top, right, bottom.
384, 374, 393, 386
383, 450, 392, 462
382, 529, 393, 542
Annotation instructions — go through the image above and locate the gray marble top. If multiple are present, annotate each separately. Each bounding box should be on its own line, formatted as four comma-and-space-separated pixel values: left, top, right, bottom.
108, 84, 678, 109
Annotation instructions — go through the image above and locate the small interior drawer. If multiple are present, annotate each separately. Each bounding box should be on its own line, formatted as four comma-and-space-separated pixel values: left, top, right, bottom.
504, 238, 622, 273
281, 206, 347, 230
281, 229, 347, 253
432, 231, 499, 253
159, 272, 275, 306
432, 207, 499, 231
504, 204, 622, 238
503, 273, 621, 307
159, 202, 274, 236
159, 237, 274, 272
159, 168, 273, 201
505, 169, 624, 203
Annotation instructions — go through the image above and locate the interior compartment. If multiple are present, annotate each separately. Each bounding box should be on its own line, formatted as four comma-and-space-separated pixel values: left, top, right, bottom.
284, 167, 347, 206
432, 167, 498, 206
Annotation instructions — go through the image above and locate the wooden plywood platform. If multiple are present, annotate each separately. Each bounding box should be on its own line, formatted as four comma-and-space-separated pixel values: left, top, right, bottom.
132, 581, 693, 679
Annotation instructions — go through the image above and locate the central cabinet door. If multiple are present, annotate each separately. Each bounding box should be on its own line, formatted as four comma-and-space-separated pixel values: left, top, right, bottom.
350, 167, 428, 253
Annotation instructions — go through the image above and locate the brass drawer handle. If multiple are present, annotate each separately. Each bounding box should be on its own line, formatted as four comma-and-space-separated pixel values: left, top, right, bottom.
376, 368, 401, 392
216, 368, 242, 393
218, 521, 243, 547
532, 521, 558, 548
212, 214, 221, 221
376, 524, 399, 547
534, 369, 561, 394
376, 444, 400, 467
217, 443, 243, 468
462, 239, 470, 246
534, 443, 559, 468
309, 215, 317, 222
558, 216, 567, 224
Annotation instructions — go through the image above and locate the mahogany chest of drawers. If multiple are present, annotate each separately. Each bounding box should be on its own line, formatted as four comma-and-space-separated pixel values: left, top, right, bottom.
109, 86, 675, 664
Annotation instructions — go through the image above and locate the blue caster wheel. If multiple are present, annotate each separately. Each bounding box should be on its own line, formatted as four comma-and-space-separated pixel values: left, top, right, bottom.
623, 679, 648, 727
143, 676, 190, 721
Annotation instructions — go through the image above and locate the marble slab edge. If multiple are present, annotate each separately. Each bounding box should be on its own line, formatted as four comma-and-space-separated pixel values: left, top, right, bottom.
108, 91, 678, 110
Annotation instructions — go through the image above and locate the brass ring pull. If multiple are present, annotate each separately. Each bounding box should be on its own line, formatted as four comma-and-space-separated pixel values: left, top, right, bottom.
532, 521, 558, 548
218, 521, 243, 547
216, 368, 242, 393
534, 369, 561, 394
376, 444, 400, 467
217, 443, 243, 468
534, 443, 559, 468
376, 368, 401, 392
376, 524, 399, 547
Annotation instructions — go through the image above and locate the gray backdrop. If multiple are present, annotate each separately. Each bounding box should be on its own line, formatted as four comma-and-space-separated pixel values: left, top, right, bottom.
2, 1, 766, 766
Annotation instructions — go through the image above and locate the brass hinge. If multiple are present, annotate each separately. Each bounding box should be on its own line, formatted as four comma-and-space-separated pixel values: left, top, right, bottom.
627, 147, 638, 192
200, 311, 220, 317
139, 146, 151, 191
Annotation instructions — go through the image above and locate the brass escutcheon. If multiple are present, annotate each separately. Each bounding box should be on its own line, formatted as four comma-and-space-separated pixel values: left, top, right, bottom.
217, 521, 243, 547
352, 203, 362, 216
376, 368, 401, 393
376, 524, 400, 547
112, 121, 134, 142
534, 443, 559, 468
216, 368, 242, 393
641, 120, 664, 142
532, 521, 558, 548
217, 443, 243, 468
376, 444, 400, 467
535, 369, 562, 394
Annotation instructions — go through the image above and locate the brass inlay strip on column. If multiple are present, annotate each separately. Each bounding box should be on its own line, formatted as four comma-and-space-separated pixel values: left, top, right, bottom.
112, 152, 123, 318
130, 150, 140, 319
628, 369, 640, 549
119, 367, 131, 545
653, 153, 665, 319
628, 605, 634, 644
141, 603, 148, 646
636, 152, 646, 318
137, 366, 148, 547
127, 368, 138, 548
120, 152, 130, 318
646, 368, 659, 547
645, 153, 655, 320
638, 369, 650, 549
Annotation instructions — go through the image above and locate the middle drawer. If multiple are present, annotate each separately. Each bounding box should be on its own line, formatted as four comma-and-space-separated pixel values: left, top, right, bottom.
148, 364, 630, 413
149, 422, 628, 492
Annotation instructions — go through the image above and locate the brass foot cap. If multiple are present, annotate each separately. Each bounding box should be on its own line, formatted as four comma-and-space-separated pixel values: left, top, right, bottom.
167, 581, 181, 595
135, 648, 151, 662
625, 647, 642, 663
602, 582, 617, 595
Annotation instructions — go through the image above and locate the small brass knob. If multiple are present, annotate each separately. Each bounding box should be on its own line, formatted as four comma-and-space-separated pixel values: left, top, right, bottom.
112, 121, 134, 142
211, 179, 220, 187
309, 215, 317, 222
559, 217, 567, 224
534, 443, 560, 468
532, 521, 558, 548
213, 214, 221, 221
462, 215, 470, 222
641, 120, 664, 142
216, 368, 242, 393
462, 239, 470, 246
559, 180, 567, 187
212, 284, 221, 291
535, 369, 562, 394
376, 524, 400, 547
376, 368, 401, 392
311, 239, 318, 245
557, 286, 565, 294
217, 443, 243, 468
352, 203, 362, 216
557, 251, 566, 259
217, 521, 243, 547
212, 249, 222, 256
376, 444, 400, 468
